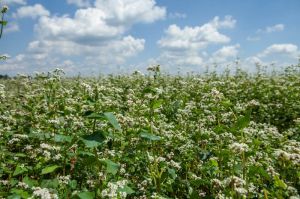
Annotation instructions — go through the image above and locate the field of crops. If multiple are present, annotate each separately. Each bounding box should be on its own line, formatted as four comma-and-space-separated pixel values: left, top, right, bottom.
0, 66, 300, 199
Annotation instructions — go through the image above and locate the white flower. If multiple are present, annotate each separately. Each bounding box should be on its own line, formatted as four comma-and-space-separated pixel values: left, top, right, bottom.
32, 187, 58, 199
17, 182, 29, 189
168, 160, 181, 169
58, 175, 70, 185
53, 154, 62, 160
43, 151, 51, 159
229, 142, 249, 153
235, 187, 247, 195
1, 5, 8, 13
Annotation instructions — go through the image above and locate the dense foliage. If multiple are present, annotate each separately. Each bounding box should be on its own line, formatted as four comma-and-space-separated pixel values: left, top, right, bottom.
0, 66, 300, 198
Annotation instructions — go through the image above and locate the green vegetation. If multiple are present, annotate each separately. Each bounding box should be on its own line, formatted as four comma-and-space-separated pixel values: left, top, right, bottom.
0, 66, 300, 198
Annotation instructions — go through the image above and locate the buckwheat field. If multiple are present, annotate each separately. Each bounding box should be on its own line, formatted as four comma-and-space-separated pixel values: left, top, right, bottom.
0, 66, 299, 199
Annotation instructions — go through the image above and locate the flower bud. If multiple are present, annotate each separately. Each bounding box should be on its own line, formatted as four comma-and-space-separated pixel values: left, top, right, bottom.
1, 5, 8, 13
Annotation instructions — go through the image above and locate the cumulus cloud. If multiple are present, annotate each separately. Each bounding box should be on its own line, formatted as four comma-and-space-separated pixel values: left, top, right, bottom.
158, 16, 235, 51
258, 44, 298, 58
13, 4, 50, 19
94, 0, 166, 24
209, 44, 240, 63
2, 0, 166, 75
156, 16, 236, 69
66, 0, 91, 8
242, 43, 300, 72
257, 24, 285, 33
247, 24, 285, 42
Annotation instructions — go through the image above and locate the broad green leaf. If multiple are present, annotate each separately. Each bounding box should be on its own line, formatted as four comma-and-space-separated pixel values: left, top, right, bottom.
15, 153, 27, 157
69, 180, 77, 189
168, 168, 177, 180
54, 134, 72, 143
101, 159, 119, 175
152, 99, 163, 109
78, 191, 95, 199
81, 139, 101, 148
41, 165, 60, 175
13, 165, 28, 176
235, 110, 251, 130
103, 112, 122, 131
10, 189, 29, 199
81, 130, 106, 148
23, 176, 38, 188
0, 21, 7, 26
41, 179, 59, 189
274, 175, 287, 189
221, 100, 232, 108
86, 113, 103, 119
7, 194, 21, 199
140, 131, 161, 141
118, 185, 135, 195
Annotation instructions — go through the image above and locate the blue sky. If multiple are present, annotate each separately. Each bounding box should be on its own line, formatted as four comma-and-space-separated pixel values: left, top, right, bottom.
0, 0, 300, 75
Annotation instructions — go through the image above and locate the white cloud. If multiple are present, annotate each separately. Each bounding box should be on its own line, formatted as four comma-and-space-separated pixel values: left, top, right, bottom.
242, 43, 300, 72
27, 36, 145, 63
13, 4, 50, 19
156, 16, 236, 69
4, 22, 19, 33
158, 16, 235, 51
257, 24, 285, 33
66, 0, 91, 8
247, 24, 285, 42
34, 0, 165, 45
2, 0, 26, 5
3, 0, 165, 75
209, 44, 240, 63
258, 44, 298, 58
265, 24, 284, 33
94, 0, 166, 24
35, 9, 124, 43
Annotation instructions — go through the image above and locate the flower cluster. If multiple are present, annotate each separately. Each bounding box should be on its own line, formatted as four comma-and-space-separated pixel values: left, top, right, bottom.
0, 67, 299, 198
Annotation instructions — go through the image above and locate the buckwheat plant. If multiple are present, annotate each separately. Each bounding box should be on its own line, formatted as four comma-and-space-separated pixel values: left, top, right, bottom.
0, 1, 8, 60
0, 66, 300, 198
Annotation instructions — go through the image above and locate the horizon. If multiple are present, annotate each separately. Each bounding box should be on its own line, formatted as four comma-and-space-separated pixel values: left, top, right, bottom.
1, 0, 300, 76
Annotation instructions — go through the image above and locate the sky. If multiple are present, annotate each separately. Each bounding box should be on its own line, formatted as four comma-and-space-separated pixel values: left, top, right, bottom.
0, 0, 300, 76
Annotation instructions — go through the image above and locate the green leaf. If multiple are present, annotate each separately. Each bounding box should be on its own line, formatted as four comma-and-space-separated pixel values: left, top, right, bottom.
101, 159, 119, 175
13, 165, 28, 176
140, 131, 161, 141
81, 130, 106, 148
274, 175, 287, 189
118, 185, 135, 195
23, 176, 38, 188
152, 99, 163, 109
10, 189, 29, 199
41, 179, 59, 189
103, 112, 122, 131
235, 109, 251, 130
69, 180, 77, 189
0, 21, 7, 26
86, 113, 103, 119
168, 168, 177, 180
54, 134, 72, 143
78, 191, 95, 199
41, 165, 60, 175
81, 139, 101, 148
7, 194, 21, 199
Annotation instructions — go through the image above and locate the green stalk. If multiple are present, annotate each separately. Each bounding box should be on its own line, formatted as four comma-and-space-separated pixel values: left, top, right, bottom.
0, 13, 4, 39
